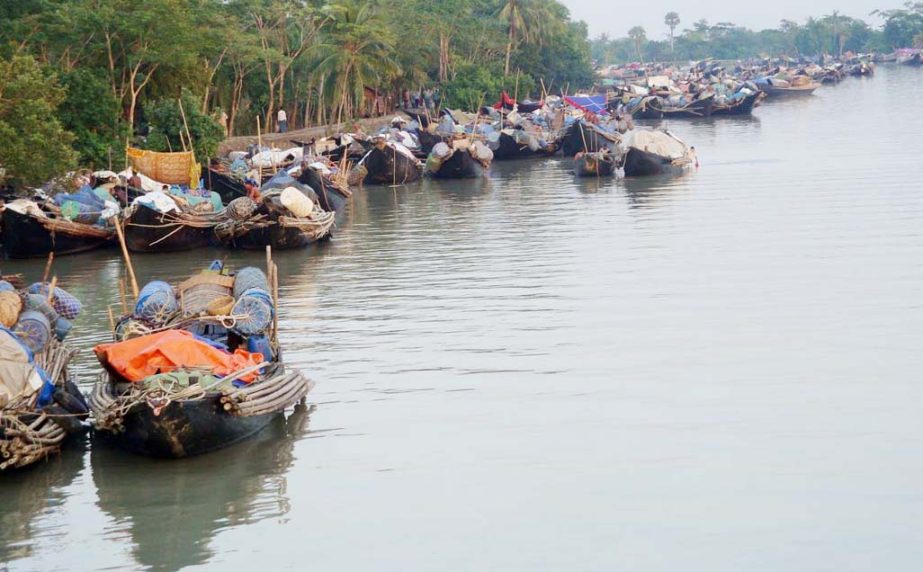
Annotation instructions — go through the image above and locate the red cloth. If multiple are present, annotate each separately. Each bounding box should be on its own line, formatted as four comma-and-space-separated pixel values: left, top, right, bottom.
94, 330, 264, 383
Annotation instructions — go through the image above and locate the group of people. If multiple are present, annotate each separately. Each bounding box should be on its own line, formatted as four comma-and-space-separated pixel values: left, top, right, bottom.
402, 88, 441, 112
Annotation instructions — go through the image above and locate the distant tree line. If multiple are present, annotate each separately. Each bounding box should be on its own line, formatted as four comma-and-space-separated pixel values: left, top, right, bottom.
0, 0, 594, 187
591, 3, 923, 64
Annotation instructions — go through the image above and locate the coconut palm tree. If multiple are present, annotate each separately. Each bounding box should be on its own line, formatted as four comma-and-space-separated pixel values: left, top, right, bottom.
628, 26, 646, 62
664, 12, 680, 58
496, 0, 561, 76
313, 0, 400, 124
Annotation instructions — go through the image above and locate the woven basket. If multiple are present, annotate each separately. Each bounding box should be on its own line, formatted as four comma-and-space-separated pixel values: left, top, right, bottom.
206, 295, 235, 316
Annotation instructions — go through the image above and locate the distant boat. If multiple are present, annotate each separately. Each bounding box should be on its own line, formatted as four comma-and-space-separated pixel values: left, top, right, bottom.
757, 78, 821, 97
897, 50, 922, 66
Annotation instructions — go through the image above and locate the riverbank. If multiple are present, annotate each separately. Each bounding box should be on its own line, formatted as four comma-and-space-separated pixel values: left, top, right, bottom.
218, 115, 404, 155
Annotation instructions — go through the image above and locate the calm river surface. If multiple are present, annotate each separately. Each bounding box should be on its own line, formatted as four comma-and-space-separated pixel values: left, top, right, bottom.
2, 65, 923, 571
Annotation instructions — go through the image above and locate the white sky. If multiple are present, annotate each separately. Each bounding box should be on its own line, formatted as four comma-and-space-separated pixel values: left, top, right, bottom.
559, 0, 898, 39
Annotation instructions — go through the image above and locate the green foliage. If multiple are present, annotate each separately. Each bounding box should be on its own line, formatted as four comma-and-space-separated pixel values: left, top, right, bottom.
58, 69, 127, 169
144, 90, 225, 160
442, 62, 536, 110
0, 55, 76, 188
875, 3, 923, 48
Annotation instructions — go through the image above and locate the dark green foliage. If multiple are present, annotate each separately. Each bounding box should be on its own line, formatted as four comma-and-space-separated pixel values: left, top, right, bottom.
0, 55, 76, 188
144, 90, 225, 161
58, 69, 127, 169
443, 62, 536, 110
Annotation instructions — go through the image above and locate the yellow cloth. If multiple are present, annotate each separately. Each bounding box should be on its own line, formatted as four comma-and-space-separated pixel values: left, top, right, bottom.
127, 148, 201, 186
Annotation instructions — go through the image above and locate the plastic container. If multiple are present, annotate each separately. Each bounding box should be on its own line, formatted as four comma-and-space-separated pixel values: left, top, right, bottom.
14, 310, 52, 353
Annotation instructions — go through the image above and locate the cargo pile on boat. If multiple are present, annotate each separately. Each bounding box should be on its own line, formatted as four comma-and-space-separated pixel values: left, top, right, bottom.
0, 276, 88, 470
89, 257, 313, 458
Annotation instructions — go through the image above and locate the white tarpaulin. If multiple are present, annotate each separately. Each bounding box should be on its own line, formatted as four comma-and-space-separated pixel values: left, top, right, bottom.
0, 330, 44, 408
622, 129, 689, 160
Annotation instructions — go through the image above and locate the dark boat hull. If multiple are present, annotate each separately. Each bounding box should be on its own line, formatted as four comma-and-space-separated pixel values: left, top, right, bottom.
623, 148, 684, 177
298, 169, 350, 213
1, 208, 113, 258
222, 221, 331, 251
124, 204, 216, 253
631, 97, 714, 119
205, 169, 246, 204
416, 130, 445, 155
561, 122, 611, 157
429, 150, 484, 179
492, 132, 554, 160
711, 92, 762, 116
363, 146, 421, 185
100, 394, 278, 458
574, 154, 616, 177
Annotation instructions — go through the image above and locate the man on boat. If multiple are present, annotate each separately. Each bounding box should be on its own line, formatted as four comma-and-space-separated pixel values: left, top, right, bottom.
244, 178, 262, 202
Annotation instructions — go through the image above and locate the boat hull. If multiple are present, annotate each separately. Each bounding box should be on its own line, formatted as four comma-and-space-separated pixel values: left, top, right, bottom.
1, 208, 113, 258
298, 169, 350, 213
429, 150, 485, 179
623, 148, 684, 177
363, 146, 421, 185
98, 392, 278, 458
124, 204, 216, 253
711, 92, 763, 116
560, 121, 611, 157
492, 132, 555, 160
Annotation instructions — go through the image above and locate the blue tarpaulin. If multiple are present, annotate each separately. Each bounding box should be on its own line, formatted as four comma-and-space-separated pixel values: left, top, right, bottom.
564, 95, 609, 115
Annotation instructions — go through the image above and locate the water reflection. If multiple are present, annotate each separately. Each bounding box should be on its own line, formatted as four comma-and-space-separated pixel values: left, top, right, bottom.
90, 404, 312, 571
0, 437, 88, 564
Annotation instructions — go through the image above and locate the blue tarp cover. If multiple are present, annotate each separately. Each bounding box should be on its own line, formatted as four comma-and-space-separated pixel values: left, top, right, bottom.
564, 95, 608, 115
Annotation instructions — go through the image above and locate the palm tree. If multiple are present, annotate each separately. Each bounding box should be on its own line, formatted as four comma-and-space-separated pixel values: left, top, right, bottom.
497, 0, 560, 77
628, 26, 646, 62
313, 0, 399, 124
664, 12, 680, 58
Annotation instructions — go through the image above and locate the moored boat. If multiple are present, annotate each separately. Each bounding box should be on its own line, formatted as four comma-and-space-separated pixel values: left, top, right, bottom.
1, 203, 114, 259
1, 279, 88, 471
123, 202, 221, 253
354, 138, 422, 185
621, 129, 696, 177
559, 120, 619, 157
710, 91, 764, 116
425, 139, 493, 179
89, 261, 314, 458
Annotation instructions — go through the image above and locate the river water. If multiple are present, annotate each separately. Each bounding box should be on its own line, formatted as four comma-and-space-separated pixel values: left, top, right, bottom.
2, 65, 922, 571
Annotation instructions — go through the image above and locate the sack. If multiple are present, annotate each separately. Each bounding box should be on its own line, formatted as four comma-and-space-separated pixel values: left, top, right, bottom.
135, 281, 178, 323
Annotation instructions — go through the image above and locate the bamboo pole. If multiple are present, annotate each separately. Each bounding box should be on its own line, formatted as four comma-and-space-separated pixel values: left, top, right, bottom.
119, 279, 128, 315
111, 217, 139, 299
46, 276, 57, 304
41, 252, 54, 284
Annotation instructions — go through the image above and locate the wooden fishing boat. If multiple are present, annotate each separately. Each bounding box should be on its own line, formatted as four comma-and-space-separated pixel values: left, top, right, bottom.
621, 129, 695, 178
1, 206, 114, 258
123, 203, 220, 253
491, 131, 557, 160
759, 82, 821, 97
90, 261, 314, 458
358, 140, 422, 185
560, 120, 618, 157
574, 151, 616, 177
897, 51, 922, 66
2, 335, 87, 471
710, 92, 764, 116
298, 167, 352, 213
216, 206, 335, 251
416, 129, 445, 155
630, 95, 714, 119
425, 140, 493, 179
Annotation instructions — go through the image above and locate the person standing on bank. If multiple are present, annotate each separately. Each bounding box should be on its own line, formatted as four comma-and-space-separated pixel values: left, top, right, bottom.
277, 108, 288, 133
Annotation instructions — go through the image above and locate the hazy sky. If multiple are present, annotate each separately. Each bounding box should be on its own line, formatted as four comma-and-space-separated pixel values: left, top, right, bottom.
559, 0, 896, 39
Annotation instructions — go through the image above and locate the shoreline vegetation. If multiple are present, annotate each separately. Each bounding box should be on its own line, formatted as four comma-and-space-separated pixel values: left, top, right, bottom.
1, 1, 922, 189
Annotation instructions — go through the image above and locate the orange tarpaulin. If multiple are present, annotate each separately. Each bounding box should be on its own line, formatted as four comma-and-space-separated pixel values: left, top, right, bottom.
94, 330, 264, 383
